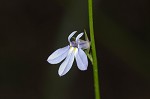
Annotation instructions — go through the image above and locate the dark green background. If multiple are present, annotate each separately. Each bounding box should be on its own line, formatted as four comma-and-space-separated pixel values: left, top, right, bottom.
0, 0, 150, 99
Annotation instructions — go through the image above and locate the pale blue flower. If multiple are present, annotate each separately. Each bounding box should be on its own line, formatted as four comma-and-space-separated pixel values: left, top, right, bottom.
47, 31, 90, 76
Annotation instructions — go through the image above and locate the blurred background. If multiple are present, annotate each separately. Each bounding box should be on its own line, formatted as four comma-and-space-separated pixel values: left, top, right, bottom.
0, 0, 150, 99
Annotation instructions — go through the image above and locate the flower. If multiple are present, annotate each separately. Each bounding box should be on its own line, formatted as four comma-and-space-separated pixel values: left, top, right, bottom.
47, 31, 90, 76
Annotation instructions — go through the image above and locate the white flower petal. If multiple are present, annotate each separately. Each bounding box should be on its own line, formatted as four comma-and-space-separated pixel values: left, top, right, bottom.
58, 47, 75, 76
75, 48, 88, 70
68, 31, 77, 43
47, 45, 69, 64
76, 32, 84, 43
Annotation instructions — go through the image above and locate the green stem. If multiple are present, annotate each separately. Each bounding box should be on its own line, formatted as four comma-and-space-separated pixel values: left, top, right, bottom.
88, 0, 101, 99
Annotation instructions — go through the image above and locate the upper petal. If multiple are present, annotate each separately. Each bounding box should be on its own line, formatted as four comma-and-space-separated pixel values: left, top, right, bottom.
76, 32, 84, 43
47, 45, 69, 64
75, 48, 88, 70
58, 47, 75, 76
68, 31, 77, 43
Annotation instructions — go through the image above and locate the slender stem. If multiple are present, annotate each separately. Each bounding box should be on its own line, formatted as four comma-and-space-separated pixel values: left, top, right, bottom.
88, 0, 101, 99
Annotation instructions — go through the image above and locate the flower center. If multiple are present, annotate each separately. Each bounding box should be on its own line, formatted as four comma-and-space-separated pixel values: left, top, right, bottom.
70, 41, 78, 47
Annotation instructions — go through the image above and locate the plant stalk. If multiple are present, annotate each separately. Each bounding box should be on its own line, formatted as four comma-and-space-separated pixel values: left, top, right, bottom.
88, 0, 101, 99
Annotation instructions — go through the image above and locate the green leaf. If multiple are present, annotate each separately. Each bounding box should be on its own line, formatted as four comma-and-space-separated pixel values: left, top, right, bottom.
85, 50, 93, 64
84, 29, 89, 41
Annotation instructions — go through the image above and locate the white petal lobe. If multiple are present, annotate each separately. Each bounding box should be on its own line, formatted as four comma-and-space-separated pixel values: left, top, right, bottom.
47, 46, 69, 64
76, 33, 84, 43
58, 47, 75, 76
68, 31, 77, 43
75, 48, 88, 70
